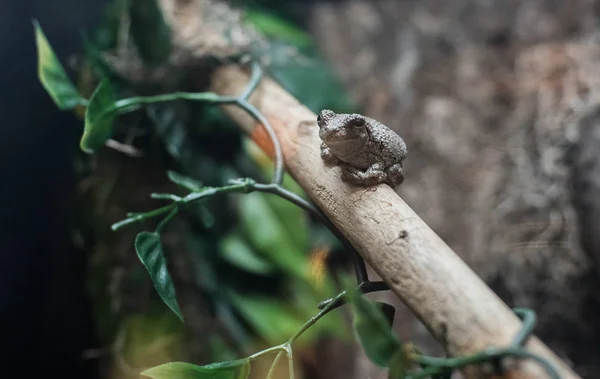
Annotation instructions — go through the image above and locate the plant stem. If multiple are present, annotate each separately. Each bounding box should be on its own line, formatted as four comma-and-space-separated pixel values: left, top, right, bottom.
111, 203, 175, 230
265, 350, 285, 379
317, 281, 388, 310
156, 206, 178, 233
285, 345, 295, 379
286, 291, 346, 344
512, 307, 536, 346
111, 180, 254, 231
410, 347, 560, 379
253, 183, 318, 215
248, 344, 285, 360
240, 61, 262, 101
113, 92, 236, 111
236, 99, 284, 186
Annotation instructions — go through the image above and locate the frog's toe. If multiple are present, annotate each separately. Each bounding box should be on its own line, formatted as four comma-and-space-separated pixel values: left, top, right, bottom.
340, 167, 386, 186
367, 171, 387, 185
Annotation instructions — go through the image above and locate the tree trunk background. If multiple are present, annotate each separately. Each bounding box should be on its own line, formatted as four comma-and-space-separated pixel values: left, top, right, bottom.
301, 1, 600, 378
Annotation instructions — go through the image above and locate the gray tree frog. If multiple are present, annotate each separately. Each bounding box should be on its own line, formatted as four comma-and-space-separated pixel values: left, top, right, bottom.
317, 109, 407, 187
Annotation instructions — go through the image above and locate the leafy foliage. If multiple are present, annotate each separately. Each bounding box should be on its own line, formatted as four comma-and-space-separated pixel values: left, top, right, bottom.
168, 171, 205, 192
242, 8, 354, 113
228, 292, 309, 344
128, 0, 172, 65
348, 285, 404, 368
142, 360, 251, 379
80, 79, 118, 153
239, 193, 308, 280
33, 20, 85, 109
219, 234, 274, 275
120, 311, 186, 368
269, 60, 354, 115
388, 349, 410, 379
135, 232, 184, 322
34, 1, 352, 372
244, 10, 312, 48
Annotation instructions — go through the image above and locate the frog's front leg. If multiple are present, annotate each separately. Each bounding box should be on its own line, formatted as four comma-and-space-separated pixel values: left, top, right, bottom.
320, 142, 339, 164
341, 162, 387, 186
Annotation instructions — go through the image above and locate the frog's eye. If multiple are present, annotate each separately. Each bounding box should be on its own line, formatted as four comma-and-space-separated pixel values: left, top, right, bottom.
352, 118, 366, 128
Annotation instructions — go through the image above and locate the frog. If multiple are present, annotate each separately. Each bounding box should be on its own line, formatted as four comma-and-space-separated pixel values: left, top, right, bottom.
317, 109, 407, 187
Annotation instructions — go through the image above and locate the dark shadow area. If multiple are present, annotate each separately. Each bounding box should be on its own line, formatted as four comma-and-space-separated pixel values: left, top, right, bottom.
0, 1, 106, 377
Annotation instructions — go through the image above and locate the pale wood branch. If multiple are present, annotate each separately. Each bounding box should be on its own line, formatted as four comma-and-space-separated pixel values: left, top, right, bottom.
209, 64, 579, 379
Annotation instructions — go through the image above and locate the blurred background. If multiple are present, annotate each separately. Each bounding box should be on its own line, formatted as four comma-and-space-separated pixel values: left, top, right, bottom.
2, 0, 600, 378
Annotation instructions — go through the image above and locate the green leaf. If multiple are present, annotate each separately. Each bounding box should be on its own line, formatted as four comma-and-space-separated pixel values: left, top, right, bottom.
219, 234, 274, 275
238, 193, 308, 279
195, 203, 215, 228
120, 311, 185, 366
263, 180, 309, 253
244, 10, 312, 48
228, 291, 306, 344
33, 20, 85, 110
376, 301, 397, 328
167, 171, 204, 192
388, 349, 409, 379
147, 103, 206, 176
134, 232, 183, 322
80, 79, 116, 153
81, 32, 121, 81
129, 0, 171, 65
209, 335, 238, 363
141, 359, 250, 379
349, 287, 402, 367
270, 61, 354, 114
243, 139, 310, 252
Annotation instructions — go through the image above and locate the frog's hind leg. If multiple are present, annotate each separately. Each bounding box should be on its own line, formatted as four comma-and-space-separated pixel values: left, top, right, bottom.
385, 163, 405, 187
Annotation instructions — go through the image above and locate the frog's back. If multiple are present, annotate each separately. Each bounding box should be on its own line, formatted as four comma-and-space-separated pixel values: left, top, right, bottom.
367, 118, 407, 162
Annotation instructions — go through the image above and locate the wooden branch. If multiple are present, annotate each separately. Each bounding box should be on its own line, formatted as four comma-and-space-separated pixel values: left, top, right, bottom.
209, 64, 579, 379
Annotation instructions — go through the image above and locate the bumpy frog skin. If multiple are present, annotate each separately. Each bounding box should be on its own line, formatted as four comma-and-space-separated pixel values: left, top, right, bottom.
317, 109, 407, 187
